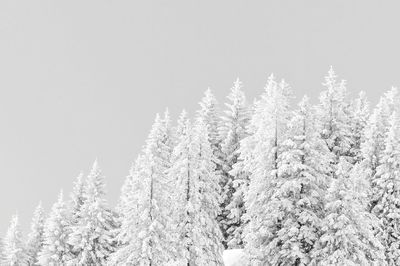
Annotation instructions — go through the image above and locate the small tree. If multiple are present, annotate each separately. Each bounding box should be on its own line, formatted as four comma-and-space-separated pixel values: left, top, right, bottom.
26, 203, 46, 265
38, 191, 71, 265
68, 161, 117, 265
2, 214, 28, 266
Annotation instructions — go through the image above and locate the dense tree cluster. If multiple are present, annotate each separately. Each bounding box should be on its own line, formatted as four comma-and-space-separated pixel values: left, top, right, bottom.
1, 68, 400, 265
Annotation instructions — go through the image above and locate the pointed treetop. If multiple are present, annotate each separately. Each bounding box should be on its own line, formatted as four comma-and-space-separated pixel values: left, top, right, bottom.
57, 190, 64, 202
35, 201, 43, 209
92, 158, 99, 172
354, 91, 369, 114
233, 77, 242, 89
278, 78, 292, 96
199, 88, 218, 109
177, 109, 189, 127
205, 87, 213, 96
298, 95, 311, 110
73, 171, 84, 186
31, 202, 44, 221
30, 202, 45, 224
178, 109, 188, 121
175, 110, 191, 141
164, 107, 170, 118
145, 112, 170, 154
268, 73, 275, 80
328, 65, 336, 77
10, 213, 19, 224
384, 111, 400, 155
323, 66, 338, 88
163, 108, 171, 126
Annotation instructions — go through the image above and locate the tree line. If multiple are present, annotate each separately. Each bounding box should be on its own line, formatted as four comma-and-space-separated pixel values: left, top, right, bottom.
2, 67, 400, 265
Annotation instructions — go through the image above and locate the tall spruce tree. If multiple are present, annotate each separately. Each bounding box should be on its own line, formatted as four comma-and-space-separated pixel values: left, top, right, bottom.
219, 78, 250, 248
67, 161, 117, 265
168, 118, 224, 265
110, 114, 177, 265
108, 155, 153, 265
317, 66, 353, 171
26, 203, 45, 266
69, 172, 85, 223
261, 96, 331, 265
362, 87, 399, 212
197, 89, 225, 242
349, 91, 370, 164
239, 75, 292, 264
2, 214, 28, 266
38, 191, 71, 265
370, 112, 400, 264
197, 88, 221, 157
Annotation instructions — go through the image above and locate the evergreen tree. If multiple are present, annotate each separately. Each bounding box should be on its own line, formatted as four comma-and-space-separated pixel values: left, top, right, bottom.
26, 203, 45, 266
317, 66, 353, 170
168, 118, 224, 265
2, 214, 28, 266
260, 96, 331, 265
197, 89, 225, 240
370, 112, 400, 264
38, 191, 71, 265
173, 110, 189, 147
362, 87, 399, 212
108, 155, 150, 265
219, 78, 250, 248
109, 114, 177, 265
69, 172, 85, 223
349, 91, 370, 164
239, 75, 292, 264
312, 159, 386, 265
197, 88, 221, 155
68, 161, 117, 265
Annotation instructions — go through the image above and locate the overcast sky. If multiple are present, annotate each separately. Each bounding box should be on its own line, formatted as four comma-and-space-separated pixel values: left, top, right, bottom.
1, 0, 399, 233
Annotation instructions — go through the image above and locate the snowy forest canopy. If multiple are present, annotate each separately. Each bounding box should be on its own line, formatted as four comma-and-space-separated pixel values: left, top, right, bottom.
2, 67, 400, 265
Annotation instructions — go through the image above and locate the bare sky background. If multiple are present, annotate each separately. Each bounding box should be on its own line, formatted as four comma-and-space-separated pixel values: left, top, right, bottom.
1, 0, 399, 233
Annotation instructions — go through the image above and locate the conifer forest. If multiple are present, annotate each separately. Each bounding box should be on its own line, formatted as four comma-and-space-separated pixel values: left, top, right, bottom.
3, 67, 400, 266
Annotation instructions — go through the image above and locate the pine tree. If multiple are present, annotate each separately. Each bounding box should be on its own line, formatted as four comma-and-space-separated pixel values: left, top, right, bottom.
197, 89, 225, 241
173, 110, 189, 147
197, 88, 221, 155
69, 172, 85, 223
38, 191, 71, 265
218, 78, 250, 248
362, 87, 399, 212
239, 75, 292, 264
312, 159, 386, 265
109, 114, 177, 265
370, 112, 400, 264
349, 91, 370, 164
168, 118, 224, 265
26, 203, 45, 266
108, 155, 149, 265
2, 214, 28, 266
317, 66, 353, 170
259, 96, 331, 265
68, 160, 117, 265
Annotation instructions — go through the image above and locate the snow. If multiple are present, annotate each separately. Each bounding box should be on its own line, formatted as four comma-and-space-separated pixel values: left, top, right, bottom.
223, 249, 246, 266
